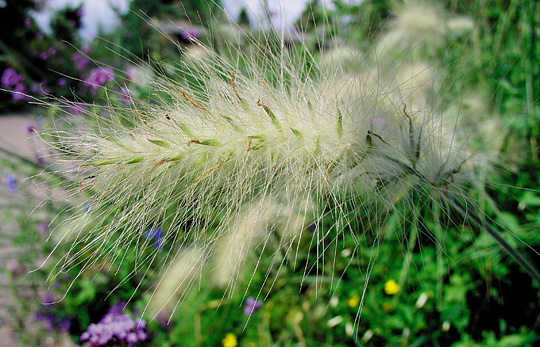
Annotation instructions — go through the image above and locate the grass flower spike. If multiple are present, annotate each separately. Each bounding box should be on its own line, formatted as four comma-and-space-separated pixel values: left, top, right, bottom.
45, 23, 539, 322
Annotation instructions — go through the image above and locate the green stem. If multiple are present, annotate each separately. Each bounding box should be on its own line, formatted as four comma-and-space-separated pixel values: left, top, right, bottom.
432, 205, 444, 311
393, 207, 418, 306
451, 197, 540, 285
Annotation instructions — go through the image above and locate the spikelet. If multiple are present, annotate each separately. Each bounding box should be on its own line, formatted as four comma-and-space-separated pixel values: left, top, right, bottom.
44, 21, 481, 315
147, 247, 205, 317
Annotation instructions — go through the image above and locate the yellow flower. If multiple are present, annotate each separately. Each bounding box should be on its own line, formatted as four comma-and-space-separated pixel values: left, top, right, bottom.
222, 333, 238, 347
347, 294, 361, 307
384, 279, 400, 295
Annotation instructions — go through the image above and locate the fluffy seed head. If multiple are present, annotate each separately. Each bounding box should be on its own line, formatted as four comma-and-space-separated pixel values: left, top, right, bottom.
45, 26, 476, 315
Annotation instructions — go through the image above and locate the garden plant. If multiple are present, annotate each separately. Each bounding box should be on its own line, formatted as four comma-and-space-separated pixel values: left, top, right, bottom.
1, 0, 540, 346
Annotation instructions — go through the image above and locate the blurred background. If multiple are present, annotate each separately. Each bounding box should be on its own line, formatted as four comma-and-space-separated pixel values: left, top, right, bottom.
0, 0, 539, 346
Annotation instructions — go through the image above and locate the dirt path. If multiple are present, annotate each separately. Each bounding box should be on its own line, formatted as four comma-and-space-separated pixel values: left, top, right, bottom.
0, 114, 46, 347
0, 114, 33, 347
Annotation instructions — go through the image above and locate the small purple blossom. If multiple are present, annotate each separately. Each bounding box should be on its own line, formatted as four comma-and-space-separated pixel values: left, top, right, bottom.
8, 261, 28, 278
40, 47, 56, 60
243, 297, 263, 315
30, 82, 50, 95
35, 150, 46, 166
76, 7, 84, 17
21, 121, 37, 134
12, 83, 28, 101
42, 293, 53, 306
5, 173, 16, 193
119, 86, 132, 105
1, 68, 23, 88
68, 102, 86, 116
24, 17, 31, 27
124, 70, 134, 81
68, 19, 76, 27
71, 51, 91, 71
182, 26, 199, 40
37, 33, 44, 40
156, 312, 171, 328
80, 305, 148, 347
57, 318, 71, 331
84, 67, 114, 93
36, 294, 71, 332
57, 78, 66, 86
144, 228, 163, 249
38, 220, 49, 236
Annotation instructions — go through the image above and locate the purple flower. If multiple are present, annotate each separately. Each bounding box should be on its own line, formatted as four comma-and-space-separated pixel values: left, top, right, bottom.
13, 83, 28, 101
1, 68, 23, 88
35, 150, 46, 166
76, 7, 84, 17
57, 78, 66, 86
5, 173, 16, 193
144, 228, 163, 249
68, 103, 86, 116
84, 67, 114, 93
119, 86, 132, 105
42, 293, 53, 306
38, 220, 49, 236
182, 26, 199, 40
37, 33, 44, 40
24, 17, 31, 27
35, 294, 71, 332
68, 19, 76, 27
8, 261, 28, 278
71, 51, 91, 71
156, 312, 171, 328
40, 47, 56, 60
80, 305, 148, 346
124, 70, 134, 81
21, 121, 37, 134
316, 28, 325, 37
30, 82, 49, 95
57, 317, 70, 331
29, 82, 49, 94
243, 297, 263, 315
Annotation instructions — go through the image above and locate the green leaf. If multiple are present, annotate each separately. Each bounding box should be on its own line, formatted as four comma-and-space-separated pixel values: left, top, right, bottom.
148, 139, 170, 148
519, 191, 540, 207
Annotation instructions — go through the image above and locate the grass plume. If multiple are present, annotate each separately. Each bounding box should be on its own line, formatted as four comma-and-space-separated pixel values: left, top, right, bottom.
40, 12, 540, 324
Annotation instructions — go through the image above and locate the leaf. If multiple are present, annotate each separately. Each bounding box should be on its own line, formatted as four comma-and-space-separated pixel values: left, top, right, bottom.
519, 191, 540, 207
148, 139, 170, 148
